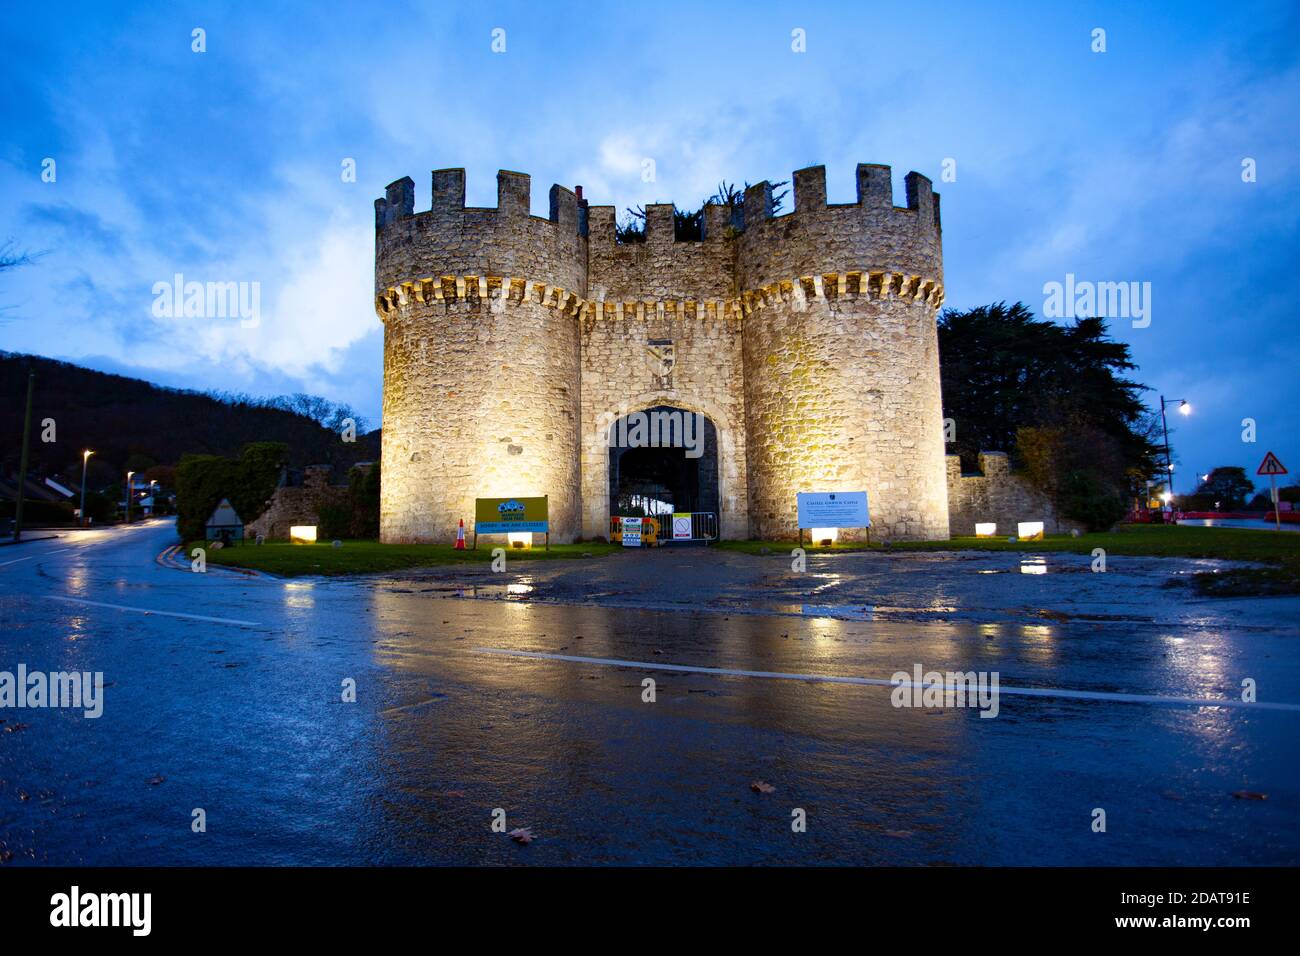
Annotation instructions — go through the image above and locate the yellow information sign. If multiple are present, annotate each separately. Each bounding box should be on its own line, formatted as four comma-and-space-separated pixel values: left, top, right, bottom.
474, 496, 549, 534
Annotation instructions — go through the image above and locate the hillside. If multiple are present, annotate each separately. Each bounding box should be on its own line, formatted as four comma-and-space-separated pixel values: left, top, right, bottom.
1, 352, 380, 485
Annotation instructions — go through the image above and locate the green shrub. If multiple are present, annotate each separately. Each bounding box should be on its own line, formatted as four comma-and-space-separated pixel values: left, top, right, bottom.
1058, 471, 1127, 532
175, 442, 286, 541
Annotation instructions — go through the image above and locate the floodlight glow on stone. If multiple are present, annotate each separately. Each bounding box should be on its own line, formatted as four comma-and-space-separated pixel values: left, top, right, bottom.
290, 525, 318, 543
975, 522, 997, 537
1017, 521, 1044, 541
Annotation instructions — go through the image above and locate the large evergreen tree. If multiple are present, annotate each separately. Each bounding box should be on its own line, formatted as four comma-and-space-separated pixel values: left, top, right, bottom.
938, 302, 1161, 528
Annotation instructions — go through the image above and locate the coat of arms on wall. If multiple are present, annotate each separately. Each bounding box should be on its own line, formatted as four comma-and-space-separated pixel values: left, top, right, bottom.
647, 339, 674, 389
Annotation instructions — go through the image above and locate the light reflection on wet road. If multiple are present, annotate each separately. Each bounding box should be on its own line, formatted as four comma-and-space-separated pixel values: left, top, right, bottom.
1, 521, 1297, 865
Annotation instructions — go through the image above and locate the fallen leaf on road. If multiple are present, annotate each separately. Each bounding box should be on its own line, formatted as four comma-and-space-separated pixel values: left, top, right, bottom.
1232, 790, 1268, 800
508, 827, 536, 844
147, 775, 166, 786
751, 781, 776, 794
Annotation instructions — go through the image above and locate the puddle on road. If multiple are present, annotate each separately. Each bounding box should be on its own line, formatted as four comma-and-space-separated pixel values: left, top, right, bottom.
798, 604, 875, 621
389, 582, 536, 600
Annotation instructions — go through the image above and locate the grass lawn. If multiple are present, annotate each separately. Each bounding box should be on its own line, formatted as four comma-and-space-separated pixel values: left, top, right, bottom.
193, 539, 623, 576
717, 525, 1300, 596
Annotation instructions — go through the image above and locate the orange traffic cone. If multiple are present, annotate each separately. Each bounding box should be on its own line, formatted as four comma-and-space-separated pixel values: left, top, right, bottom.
455, 518, 466, 550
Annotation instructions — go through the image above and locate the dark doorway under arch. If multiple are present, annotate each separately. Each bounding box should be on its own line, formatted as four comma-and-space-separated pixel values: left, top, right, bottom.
608, 405, 719, 519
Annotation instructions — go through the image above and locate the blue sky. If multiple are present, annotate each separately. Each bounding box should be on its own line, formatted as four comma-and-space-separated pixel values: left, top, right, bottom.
2, 0, 1297, 490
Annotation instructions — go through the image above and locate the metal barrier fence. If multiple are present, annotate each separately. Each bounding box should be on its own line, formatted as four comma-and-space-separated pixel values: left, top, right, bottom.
609, 512, 717, 545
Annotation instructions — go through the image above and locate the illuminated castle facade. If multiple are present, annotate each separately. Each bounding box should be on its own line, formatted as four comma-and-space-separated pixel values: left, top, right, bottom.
374, 162, 949, 543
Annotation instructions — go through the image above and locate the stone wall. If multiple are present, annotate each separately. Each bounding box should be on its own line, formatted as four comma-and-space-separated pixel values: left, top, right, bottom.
744, 288, 949, 541
375, 163, 951, 543
579, 304, 749, 540
380, 292, 582, 543
246, 465, 348, 540
945, 452, 1086, 536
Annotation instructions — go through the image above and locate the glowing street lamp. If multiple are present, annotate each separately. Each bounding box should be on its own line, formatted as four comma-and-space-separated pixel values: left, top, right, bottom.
1158, 396, 1191, 500
79, 450, 94, 527
125, 470, 134, 524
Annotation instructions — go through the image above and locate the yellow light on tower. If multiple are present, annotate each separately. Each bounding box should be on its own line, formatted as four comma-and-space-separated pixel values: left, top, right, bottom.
975, 522, 997, 537
289, 525, 318, 543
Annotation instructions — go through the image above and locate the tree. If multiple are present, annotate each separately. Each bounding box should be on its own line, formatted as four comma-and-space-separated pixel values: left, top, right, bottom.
1192, 467, 1255, 510
174, 442, 287, 541
317, 462, 380, 539
939, 302, 1161, 528
614, 179, 790, 243
0, 239, 38, 273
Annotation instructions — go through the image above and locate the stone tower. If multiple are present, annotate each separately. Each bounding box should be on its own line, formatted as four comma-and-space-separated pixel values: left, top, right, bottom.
375, 163, 950, 544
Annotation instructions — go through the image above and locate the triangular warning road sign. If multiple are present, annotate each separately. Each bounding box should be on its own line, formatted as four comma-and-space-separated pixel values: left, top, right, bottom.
1257, 451, 1288, 476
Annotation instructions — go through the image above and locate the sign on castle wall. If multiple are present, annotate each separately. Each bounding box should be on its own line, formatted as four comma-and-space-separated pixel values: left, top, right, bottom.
474, 496, 549, 534
796, 492, 871, 528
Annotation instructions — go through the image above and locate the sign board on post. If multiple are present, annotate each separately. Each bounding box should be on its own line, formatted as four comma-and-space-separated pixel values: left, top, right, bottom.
473, 497, 549, 534
621, 516, 643, 547
796, 492, 870, 529
672, 512, 693, 540
1256, 452, 1289, 531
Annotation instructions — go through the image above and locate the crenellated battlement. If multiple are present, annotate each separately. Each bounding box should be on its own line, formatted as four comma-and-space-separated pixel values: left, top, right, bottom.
374, 168, 582, 233
375, 169, 588, 300
375, 163, 942, 313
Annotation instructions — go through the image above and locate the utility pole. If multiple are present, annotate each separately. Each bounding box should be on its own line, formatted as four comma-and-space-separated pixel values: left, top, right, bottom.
13, 369, 35, 542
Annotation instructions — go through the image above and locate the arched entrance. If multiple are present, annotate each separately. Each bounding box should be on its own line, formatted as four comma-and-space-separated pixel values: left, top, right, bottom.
607, 405, 719, 522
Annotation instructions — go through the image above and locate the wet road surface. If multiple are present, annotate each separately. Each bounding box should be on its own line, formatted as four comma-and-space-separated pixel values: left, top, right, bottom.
1, 521, 1298, 865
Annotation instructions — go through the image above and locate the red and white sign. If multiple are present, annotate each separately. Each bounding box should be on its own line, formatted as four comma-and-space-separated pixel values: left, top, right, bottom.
1257, 451, 1288, 476
1256, 451, 1289, 531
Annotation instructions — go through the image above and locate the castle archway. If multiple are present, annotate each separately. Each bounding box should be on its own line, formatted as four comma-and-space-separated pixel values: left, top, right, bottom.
581, 390, 747, 541
608, 405, 720, 525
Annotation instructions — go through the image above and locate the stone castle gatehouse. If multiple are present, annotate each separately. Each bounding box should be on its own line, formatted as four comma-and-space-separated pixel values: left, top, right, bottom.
374, 162, 950, 543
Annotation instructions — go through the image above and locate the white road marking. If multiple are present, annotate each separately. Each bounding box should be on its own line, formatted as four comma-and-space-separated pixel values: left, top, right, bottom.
44, 595, 263, 627
474, 647, 1300, 712
0, 547, 75, 567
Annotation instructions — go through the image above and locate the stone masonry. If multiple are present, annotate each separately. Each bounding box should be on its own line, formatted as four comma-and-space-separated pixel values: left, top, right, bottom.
375, 163, 950, 543
245, 465, 347, 541
946, 452, 1086, 536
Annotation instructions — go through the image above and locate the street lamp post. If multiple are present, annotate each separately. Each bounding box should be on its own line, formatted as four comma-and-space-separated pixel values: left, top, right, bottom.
80, 450, 94, 527
1158, 395, 1190, 505
125, 470, 134, 524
